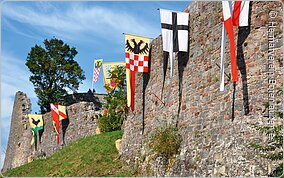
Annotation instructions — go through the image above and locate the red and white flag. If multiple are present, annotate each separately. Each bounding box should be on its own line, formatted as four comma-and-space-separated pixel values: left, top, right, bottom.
50, 104, 67, 144
232, 1, 250, 27
93, 59, 103, 82
220, 1, 250, 91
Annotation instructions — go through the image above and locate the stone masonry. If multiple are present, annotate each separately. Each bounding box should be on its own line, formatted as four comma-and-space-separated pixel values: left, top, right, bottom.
2, 91, 32, 172
2, 92, 106, 172
120, 1, 283, 177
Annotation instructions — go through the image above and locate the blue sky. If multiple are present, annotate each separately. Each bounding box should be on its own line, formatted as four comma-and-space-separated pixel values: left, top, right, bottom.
0, 1, 190, 168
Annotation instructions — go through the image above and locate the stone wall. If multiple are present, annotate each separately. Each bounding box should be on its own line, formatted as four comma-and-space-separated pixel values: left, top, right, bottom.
2, 92, 106, 172
120, 1, 283, 177
63, 92, 106, 107
39, 101, 101, 157
2, 91, 32, 172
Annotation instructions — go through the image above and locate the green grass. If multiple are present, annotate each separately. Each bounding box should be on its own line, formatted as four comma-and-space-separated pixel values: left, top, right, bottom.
3, 130, 134, 177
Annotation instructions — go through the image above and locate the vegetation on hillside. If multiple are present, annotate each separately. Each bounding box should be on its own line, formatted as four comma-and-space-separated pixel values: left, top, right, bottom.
3, 131, 134, 177
99, 65, 128, 132
26, 37, 85, 113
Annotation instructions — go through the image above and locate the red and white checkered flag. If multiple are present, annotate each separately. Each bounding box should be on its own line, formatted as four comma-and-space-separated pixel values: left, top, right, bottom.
125, 34, 151, 112
125, 53, 149, 72
125, 35, 150, 73
93, 68, 100, 82
93, 59, 103, 82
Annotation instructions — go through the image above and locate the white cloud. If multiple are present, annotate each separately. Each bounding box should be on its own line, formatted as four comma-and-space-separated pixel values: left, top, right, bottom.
2, 3, 160, 43
1, 53, 37, 117
1, 51, 36, 103
2, 19, 43, 41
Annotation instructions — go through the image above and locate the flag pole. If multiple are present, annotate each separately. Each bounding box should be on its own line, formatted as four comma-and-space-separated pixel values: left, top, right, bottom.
122, 33, 154, 40
92, 59, 95, 91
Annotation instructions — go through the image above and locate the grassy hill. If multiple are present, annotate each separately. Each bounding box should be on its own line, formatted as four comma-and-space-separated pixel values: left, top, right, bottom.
2, 130, 134, 177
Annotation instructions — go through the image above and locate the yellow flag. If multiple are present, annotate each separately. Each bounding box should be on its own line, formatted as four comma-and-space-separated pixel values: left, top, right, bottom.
125, 34, 150, 72
28, 114, 43, 146
102, 62, 125, 92
58, 105, 67, 120
30, 131, 35, 145
28, 114, 43, 130
125, 34, 150, 56
125, 34, 151, 111
95, 59, 103, 68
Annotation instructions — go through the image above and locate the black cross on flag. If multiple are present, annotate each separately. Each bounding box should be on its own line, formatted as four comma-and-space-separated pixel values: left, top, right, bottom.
161, 12, 189, 52
160, 9, 189, 97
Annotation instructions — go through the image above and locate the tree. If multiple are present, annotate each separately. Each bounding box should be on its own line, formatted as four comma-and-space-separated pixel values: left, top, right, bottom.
26, 38, 86, 113
98, 65, 128, 132
104, 65, 126, 94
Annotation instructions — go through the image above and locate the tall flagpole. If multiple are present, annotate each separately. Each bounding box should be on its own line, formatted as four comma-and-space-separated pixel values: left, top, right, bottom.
91, 59, 95, 91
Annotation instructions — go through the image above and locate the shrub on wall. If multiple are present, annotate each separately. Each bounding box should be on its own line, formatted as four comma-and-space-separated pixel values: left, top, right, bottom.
251, 87, 283, 177
251, 124, 283, 177
148, 126, 182, 160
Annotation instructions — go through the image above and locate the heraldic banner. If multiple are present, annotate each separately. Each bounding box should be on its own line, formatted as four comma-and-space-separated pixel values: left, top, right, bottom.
125, 34, 150, 111
28, 114, 44, 146
93, 59, 103, 83
102, 62, 126, 92
50, 104, 67, 144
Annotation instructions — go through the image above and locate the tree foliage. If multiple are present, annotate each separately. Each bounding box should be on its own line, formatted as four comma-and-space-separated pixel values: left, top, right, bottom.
26, 38, 86, 113
104, 65, 126, 94
98, 65, 128, 132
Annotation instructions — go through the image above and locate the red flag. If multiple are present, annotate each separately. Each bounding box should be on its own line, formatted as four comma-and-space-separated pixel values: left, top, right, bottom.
220, 1, 250, 91
51, 104, 67, 144
130, 70, 135, 111
222, 1, 238, 83
51, 104, 60, 144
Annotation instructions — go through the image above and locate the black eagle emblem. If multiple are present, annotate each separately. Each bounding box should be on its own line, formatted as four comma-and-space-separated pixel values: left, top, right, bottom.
126, 39, 149, 55
32, 118, 40, 126
95, 60, 102, 68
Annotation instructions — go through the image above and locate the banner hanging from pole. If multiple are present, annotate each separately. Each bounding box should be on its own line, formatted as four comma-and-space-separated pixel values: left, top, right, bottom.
93, 59, 103, 83
159, 9, 189, 98
102, 62, 125, 92
219, 1, 250, 91
125, 33, 151, 112
28, 114, 44, 148
92, 59, 103, 90
50, 103, 67, 144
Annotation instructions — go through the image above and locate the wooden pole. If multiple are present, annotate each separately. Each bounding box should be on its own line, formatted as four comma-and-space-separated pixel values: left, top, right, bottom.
92, 59, 95, 90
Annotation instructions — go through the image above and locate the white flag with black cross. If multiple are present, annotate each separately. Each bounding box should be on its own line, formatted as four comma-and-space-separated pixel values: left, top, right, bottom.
160, 9, 189, 96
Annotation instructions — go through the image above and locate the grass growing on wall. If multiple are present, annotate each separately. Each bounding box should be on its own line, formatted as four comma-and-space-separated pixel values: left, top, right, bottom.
3, 130, 134, 177
148, 126, 182, 160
